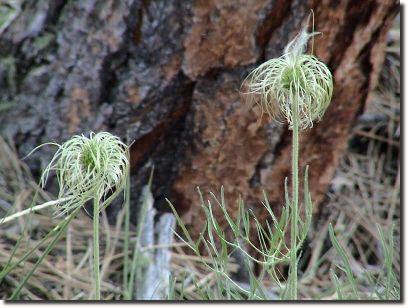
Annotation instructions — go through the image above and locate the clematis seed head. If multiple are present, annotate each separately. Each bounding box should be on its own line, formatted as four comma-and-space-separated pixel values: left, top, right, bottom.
242, 11, 333, 130
40, 132, 130, 217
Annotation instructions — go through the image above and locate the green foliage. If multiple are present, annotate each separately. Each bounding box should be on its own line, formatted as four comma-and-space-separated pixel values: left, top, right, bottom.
166, 175, 314, 300
329, 223, 361, 299
0, 1, 21, 35
126, 169, 154, 300
7, 207, 82, 299
329, 223, 400, 300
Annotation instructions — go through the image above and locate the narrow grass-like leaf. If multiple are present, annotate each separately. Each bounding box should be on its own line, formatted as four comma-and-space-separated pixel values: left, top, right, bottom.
166, 199, 197, 251
329, 223, 360, 299
9, 206, 81, 299
364, 270, 385, 300
376, 223, 399, 300
128, 168, 154, 299
165, 276, 176, 300
245, 261, 267, 300
301, 165, 313, 238
193, 281, 209, 300
1, 208, 77, 281
330, 269, 345, 300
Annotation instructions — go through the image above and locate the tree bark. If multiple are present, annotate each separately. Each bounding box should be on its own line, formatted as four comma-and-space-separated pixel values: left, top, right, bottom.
0, 0, 399, 253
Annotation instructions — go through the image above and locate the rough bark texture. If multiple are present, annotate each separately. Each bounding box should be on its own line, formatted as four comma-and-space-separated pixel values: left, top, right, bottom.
0, 0, 399, 253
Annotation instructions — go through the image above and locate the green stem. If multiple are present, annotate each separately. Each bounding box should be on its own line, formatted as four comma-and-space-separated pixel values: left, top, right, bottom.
289, 94, 300, 300
93, 197, 101, 300
123, 172, 131, 300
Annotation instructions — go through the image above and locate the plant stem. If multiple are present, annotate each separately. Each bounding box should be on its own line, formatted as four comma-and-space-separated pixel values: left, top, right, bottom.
0, 197, 73, 224
123, 172, 131, 300
289, 92, 300, 300
93, 197, 101, 300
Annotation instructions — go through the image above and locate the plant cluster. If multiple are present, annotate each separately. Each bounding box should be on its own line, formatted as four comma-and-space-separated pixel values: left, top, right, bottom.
0, 11, 399, 301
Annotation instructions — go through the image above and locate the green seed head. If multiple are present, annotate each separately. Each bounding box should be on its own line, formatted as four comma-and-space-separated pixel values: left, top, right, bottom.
41, 132, 130, 216
242, 12, 333, 130
80, 145, 99, 170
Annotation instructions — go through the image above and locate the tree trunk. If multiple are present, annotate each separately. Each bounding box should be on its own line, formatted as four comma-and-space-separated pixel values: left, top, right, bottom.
0, 0, 399, 253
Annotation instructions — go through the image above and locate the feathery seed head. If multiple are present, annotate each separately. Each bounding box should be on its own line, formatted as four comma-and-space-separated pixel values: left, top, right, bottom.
242, 11, 333, 130
41, 132, 130, 216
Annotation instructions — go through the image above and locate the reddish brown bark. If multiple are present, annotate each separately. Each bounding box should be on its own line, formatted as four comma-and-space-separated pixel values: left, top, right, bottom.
169, 0, 399, 246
